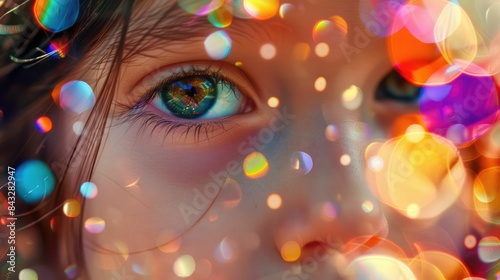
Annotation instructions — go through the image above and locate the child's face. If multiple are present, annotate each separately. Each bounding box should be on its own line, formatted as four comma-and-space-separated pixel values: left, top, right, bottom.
58, 0, 492, 278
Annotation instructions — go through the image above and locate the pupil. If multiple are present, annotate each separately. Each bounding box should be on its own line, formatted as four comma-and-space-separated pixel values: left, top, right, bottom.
160, 76, 217, 119
186, 85, 197, 97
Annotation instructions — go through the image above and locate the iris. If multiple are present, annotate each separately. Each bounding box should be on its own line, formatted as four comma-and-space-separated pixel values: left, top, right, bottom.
376, 70, 422, 103
159, 76, 217, 118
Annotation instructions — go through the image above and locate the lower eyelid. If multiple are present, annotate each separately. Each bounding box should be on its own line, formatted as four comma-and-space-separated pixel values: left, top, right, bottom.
123, 105, 261, 145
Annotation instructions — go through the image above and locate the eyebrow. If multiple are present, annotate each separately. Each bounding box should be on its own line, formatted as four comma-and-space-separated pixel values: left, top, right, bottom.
120, 1, 297, 59
121, 1, 219, 60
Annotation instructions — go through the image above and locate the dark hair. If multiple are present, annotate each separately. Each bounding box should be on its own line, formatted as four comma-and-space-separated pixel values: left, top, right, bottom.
0, 0, 135, 278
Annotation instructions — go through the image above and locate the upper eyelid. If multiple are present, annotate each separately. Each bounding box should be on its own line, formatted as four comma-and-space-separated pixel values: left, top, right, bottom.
133, 66, 226, 107
127, 62, 261, 109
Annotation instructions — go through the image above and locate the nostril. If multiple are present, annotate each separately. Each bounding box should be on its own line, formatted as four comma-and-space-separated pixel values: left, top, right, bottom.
299, 241, 341, 263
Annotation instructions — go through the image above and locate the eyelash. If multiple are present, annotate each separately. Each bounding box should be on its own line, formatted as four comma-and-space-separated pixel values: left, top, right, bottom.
116, 66, 241, 142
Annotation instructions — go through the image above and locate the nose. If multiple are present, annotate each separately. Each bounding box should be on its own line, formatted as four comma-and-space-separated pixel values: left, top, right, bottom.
270, 97, 388, 264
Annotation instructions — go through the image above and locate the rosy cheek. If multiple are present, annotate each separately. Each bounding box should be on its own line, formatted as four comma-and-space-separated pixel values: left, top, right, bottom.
82, 114, 265, 252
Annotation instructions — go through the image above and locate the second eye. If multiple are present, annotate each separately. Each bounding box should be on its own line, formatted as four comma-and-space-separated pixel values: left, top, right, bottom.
376, 69, 422, 103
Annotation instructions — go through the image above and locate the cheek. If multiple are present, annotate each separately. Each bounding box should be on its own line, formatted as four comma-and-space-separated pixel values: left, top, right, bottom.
81, 118, 264, 253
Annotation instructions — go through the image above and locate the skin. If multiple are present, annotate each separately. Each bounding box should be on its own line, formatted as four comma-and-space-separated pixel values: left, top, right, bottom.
55, 0, 474, 279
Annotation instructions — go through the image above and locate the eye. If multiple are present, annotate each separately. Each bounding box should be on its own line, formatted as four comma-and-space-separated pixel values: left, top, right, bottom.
151, 73, 247, 120
118, 64, 256, 143
375, 69, 422, 103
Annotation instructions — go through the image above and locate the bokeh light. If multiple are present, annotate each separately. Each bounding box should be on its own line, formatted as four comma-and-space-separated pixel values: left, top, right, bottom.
411, 251, 471, 279
35, 116, 52, 133
17, 160, 55, 204
478, 236, 500, 263
220, 178, 242, 208
72, 121, 84, 136
365, 132, 466, 219
208, 6, 233, 28
19, 268, 38, 280
315, 42, 330, 58
173, 255, 196, 277
325, 124, 339, 142
59, 80, 96, 114
260, 43, 276, 60
267, 97, 280, 108
405, 124, 426, 143
214, 237, 235, 263
157, 232, 182, 253
362, 200, 374, 213
314, 76, 327, 92
64, 264, 77, 279
243, 152, 269, 179
47, 41, 67, 58
267, 193, 282, 210
80, 182, 98, 199
313, 19, 347, 43
340, 154, 351, 166
204, 30, 232, 60
387, 0, 461, 85
177, 0, 223, 16
419, 73, 499, 145
243, 0, 279, 20
464, 234, 477, 249
330, 15, 348, 36
434, 2, 478, 72
33, 0, 79, 33
320, 202, 339, 221
473, 167, 500, 224
346, 255, 416, 279
290, 151, 313, 175
367, 156, 384, 172
63, 199, 81, 218
359, 0, 407, 37
475, 121, 500, 158
405, 203, 420, 219
279, 3, 294, 19
84, 217, 106, 234
281, 241, 301, 262
342, 85, 364, 110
